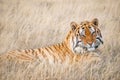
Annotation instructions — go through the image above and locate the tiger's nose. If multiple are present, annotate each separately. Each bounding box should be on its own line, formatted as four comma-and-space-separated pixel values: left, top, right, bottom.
87, 41, 93, 45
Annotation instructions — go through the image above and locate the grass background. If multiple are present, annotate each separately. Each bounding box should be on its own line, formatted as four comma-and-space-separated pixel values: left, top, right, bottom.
0, 0, 120, 80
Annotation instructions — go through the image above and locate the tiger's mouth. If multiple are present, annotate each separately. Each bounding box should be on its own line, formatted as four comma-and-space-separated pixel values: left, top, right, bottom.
83, 43, 100, 51
86, 44, 100, 51
87, 47, 95, 51
73, 45, 96, 54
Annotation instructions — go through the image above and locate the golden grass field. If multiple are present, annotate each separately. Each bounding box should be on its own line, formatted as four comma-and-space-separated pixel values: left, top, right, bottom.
0, 0, 120, 80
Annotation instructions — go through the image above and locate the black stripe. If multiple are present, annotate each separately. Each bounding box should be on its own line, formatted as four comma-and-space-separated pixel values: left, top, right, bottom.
96, 37, 103, 44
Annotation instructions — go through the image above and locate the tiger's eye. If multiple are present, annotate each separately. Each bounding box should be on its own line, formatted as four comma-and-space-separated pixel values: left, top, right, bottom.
82, 35, 86, 37
82, 27, 84, 29
92, 32, 96, 36
89, 26, 91, 28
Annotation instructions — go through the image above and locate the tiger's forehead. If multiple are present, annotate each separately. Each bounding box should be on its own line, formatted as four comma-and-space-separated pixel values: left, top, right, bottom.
80, 21, 94, 27
78, 21, 96, 34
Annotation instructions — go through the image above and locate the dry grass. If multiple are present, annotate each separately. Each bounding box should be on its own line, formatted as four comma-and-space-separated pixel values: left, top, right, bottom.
0, 0, 120, 80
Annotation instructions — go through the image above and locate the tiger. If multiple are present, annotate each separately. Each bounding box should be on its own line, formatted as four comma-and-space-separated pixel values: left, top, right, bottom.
0, 18, 103, 64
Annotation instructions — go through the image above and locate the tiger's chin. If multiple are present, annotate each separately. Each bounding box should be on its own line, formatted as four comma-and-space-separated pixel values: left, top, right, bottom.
73, 46, 97, 54
73, 47, 86, 54
87, 47, 95, 51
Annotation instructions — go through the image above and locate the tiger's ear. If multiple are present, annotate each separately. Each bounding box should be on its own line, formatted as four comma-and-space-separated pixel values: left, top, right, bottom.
92, 18, 99, 26
70, 22, 78, 31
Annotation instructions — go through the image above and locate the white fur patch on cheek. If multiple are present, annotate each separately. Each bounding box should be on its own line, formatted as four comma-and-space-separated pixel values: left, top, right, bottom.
70, 36, 78, 52
79, 28, 85, 35
91, 27, 95, 31
90, 27, 95, 33
96, 39, 100, 46
80, 29, 83, 33
73, 37, 77, 47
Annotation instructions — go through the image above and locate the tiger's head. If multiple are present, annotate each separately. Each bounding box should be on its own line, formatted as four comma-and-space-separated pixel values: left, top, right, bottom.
68, 18, 103, 54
